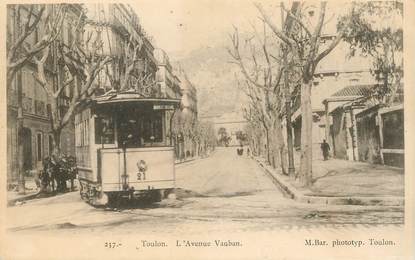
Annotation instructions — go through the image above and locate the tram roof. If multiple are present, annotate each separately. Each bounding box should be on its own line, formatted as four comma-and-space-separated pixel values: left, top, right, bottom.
93, 92, 181, 106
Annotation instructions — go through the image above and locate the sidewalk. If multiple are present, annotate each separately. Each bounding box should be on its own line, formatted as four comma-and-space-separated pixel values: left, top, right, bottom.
175, 156, 199, 165
7, 178, 41, 206
7, 178, 79, 207
254, 156, 404, 206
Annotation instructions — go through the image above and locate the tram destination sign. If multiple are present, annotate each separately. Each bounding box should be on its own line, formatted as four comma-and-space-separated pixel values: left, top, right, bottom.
153, 104, 175, 110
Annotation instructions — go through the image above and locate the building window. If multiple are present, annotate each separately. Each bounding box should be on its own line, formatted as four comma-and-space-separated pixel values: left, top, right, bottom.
37, 132, 43, 161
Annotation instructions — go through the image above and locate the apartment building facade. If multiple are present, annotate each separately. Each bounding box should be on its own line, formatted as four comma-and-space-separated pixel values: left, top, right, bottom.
7, 4, 83, 183
154, 48, 181, 99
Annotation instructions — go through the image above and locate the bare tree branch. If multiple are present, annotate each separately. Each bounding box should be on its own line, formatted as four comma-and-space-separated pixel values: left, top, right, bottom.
281, 4, 312, 38
255, 3, 296, 47
227, 27, 270, 91
305, 2, 327, 77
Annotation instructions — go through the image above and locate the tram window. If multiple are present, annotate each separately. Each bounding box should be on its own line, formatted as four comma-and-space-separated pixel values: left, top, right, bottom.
143, 113, 163, 143
95, 116, 115, 144
84, 120, 89, 146
117, 110, 164, 148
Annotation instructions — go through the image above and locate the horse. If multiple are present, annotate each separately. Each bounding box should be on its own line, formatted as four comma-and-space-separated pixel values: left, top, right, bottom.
41, 155, 78, 193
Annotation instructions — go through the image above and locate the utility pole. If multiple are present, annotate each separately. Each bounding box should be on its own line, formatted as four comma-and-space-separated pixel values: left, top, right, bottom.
281, 2, 300, 177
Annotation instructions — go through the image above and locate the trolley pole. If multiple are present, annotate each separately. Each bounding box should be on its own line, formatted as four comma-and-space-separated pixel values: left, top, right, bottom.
122, 141, 128, 190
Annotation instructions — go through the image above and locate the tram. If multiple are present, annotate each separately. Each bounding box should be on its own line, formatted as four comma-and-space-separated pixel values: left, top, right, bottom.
74, 91, 180, 205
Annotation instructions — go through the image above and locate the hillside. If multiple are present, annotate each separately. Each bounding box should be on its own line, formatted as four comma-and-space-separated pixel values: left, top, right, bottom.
175, 44, 246, 118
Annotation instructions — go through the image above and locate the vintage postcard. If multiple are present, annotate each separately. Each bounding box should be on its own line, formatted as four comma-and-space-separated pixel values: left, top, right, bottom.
0, 0, 414, 259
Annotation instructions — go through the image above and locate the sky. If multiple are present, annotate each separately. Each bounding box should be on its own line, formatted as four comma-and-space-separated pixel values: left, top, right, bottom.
128, 0, 282, 59
126, 0, 354, 61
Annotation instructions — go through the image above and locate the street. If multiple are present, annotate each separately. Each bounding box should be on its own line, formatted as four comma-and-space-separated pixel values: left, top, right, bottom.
7, 148, 403, 235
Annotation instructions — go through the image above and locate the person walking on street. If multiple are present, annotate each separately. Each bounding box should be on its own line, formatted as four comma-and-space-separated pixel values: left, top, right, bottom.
321, 139, 330, 161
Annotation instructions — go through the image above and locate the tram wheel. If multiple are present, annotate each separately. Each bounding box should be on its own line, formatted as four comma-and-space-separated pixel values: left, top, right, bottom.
149, 190, 162, 202
164, 188, 176, 200
106, 193, 118, 206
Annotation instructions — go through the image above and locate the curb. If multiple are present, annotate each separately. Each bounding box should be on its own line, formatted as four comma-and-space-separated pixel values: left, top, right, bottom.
175, 157, 197, 165
7, 191, 42, 207
254, 157, 404, 207
175, 149, 217, 166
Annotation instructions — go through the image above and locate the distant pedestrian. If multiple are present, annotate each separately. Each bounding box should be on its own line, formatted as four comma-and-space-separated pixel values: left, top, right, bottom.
321, 139, 330, 161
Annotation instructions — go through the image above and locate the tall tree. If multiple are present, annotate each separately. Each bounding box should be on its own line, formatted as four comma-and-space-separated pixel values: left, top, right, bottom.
228, 24, 287, 172
256, 2, 350, 186
340, 1, 403, 105
243, 106, 264, 157
194, 120, 216, 156
32, 11, 111, 156
105, 34, 158, 96
280, 2, 300, 177
7, 4, 65, 87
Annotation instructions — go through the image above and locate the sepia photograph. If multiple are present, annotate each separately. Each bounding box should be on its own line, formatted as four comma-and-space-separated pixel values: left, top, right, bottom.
1, 0, 413, 259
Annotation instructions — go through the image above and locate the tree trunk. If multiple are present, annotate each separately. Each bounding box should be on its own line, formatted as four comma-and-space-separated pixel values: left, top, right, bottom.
276, 121, 288, 175
280, 145, 287, 175
285, 98, 295, 177
268, 118, 287, 174
260, 138, 263, 156
183, 137, 186, 160
52, 128, 62, 157
265, 128, 270, 164
7, 68, 17, 92
270, 126, 279, 169
299, 80, 313, 187
175, 136, 179, 159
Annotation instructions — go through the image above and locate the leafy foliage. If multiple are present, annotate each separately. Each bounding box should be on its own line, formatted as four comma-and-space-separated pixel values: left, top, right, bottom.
217, 127, 231, 147
340, 1, 403, 104
235, 130, 248, 145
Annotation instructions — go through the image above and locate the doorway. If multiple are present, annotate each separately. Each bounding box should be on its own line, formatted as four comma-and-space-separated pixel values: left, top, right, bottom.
21, 127, 32, 171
